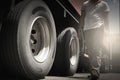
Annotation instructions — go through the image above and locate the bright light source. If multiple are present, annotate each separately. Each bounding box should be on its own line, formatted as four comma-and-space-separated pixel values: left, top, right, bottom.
103, 29, 120, 52
103, 30, 110, 50
84, 53, 89, 58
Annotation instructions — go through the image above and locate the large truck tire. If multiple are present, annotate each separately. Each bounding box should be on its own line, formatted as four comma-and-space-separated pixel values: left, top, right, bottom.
0, 0, 56, 79
49, 27, 79, 76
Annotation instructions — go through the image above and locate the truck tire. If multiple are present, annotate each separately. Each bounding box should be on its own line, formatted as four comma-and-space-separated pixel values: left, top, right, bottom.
50, 27, 79, 76
0, 0, 56, 79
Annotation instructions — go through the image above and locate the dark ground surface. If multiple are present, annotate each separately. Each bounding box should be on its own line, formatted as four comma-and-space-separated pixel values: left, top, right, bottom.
99, 73, 120, 80
43, 73, 120, 80
1, 73, 120, 80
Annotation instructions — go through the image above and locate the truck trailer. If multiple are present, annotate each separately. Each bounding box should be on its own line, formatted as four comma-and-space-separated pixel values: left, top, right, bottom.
0, 0, 84, 79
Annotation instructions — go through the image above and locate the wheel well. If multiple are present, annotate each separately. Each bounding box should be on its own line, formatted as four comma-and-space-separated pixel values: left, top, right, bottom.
44, 0, 84, 52
44, 0, 79, 36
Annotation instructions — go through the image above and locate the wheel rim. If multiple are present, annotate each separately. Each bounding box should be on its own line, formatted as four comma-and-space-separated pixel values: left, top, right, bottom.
30, 16, 51, 62
69, 36, 78, 65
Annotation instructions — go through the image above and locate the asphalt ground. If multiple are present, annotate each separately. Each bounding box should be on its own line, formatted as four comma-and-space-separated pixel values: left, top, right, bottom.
1, 73, 120, 80
42, 73, 120, 80
42, 73, 89, 80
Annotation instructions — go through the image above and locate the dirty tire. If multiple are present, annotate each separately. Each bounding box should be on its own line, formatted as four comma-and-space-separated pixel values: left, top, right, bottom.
0, 0, 56, 79
50, 27, 79, 76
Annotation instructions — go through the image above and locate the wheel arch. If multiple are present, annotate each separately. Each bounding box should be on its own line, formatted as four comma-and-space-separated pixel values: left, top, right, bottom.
43, 0, 84, 54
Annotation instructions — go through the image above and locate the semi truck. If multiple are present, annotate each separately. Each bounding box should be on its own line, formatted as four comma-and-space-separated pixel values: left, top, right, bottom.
0, 0, 85, 79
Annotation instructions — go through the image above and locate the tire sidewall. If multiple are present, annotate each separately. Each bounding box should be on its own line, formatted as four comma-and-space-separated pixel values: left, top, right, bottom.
59, 28, 79, 75
17, 0, 56, 77
65, 28, 79, 75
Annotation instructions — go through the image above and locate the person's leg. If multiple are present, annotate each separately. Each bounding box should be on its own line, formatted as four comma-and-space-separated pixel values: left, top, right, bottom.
89, 49, 101, 80
84, 29, 102, 80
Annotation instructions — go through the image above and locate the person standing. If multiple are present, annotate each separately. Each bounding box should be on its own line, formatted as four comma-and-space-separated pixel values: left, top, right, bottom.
80, 0, 110, 80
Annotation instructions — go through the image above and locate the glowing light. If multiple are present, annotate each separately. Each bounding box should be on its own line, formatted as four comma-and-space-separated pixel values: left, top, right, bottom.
103, 29, 120, 52
84, 53, 89, 58
103, 30, 110, 50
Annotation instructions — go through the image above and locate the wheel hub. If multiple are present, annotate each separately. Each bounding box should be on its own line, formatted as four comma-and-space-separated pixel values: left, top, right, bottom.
69, 36, 78, 65
30, 16, 51, 62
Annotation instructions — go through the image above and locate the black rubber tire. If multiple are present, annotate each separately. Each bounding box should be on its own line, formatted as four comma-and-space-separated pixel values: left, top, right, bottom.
49, 27, 79, 76
0, 0, 56, 79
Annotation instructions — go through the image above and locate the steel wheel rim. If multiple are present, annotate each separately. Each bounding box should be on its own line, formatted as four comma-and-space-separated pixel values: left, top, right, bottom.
69, 36, 78, 65
30, 16, 51, 62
